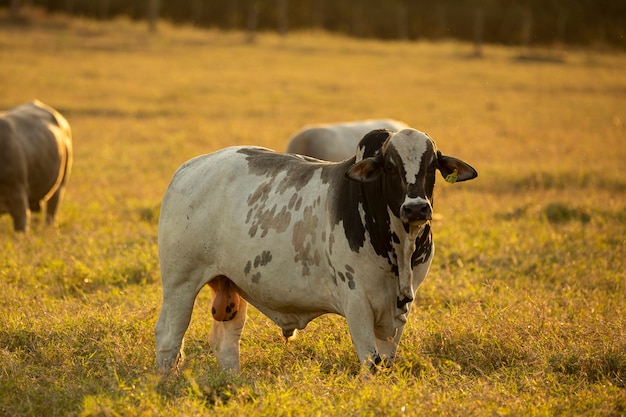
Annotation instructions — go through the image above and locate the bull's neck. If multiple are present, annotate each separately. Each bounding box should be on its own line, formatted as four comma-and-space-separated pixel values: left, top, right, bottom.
388, 214, 431, 303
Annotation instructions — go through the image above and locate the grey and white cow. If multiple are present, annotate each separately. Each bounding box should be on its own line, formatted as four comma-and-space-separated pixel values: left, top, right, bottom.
156, 128, 477, 373
285, 119, 409, 161
0, 100, 73, 232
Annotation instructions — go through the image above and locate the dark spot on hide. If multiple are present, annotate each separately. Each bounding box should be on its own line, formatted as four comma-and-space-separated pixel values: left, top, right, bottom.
244, 260, 251, 275
251, 272, 261, 283
238, 148, 318, 192
249, 224, 258, 237
334, 266, 356, 290
261, 250, 272, 265
247, 181, 272, 207
345, 264, 355, 273
288, 193, 298, 209
411, 224, 433, 267
292, 205, 321, 276
326, 253, 338, 285
249, 204, 291, 238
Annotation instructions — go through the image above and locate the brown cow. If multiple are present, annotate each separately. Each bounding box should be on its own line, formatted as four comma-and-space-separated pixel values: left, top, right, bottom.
0, 100, 73, 232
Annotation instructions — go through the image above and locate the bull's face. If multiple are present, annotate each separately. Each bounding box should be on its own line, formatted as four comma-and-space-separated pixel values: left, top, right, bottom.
346, 128, 478, 226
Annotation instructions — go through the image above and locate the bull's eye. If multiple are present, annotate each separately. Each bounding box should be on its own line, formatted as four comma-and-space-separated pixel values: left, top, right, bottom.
385, 161, 398, 175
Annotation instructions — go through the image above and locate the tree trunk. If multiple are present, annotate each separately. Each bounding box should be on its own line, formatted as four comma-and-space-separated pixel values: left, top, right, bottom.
397, 3, 408, 40
227, 0, 239, 29
64, 0, 74, 14
10, 0, 20, 20
521, 8, 533, 52
312, 0, 324, 29
191, 0, 205, 27
278, 0, 288, 37
473, 8, 484, 57
99, 0, 110, 20
436, 5, 447, 39
351, 2, 364, 38
246, 2, 258, 43
148, 0, 160, 33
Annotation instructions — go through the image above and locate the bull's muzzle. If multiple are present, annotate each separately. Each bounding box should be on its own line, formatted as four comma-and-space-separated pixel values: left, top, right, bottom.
400, 201, 432, 223
397, 296, 413, 309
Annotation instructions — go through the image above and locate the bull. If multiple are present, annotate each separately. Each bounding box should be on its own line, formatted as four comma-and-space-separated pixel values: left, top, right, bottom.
156, 128, 477, 373
0, 100, 72, 232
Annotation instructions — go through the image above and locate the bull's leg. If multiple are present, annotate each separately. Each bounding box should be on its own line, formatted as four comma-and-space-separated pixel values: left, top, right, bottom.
155, 276, 200, 374
46, 143, 71, 226
344, 302, 381, 369
7, 192, 29, 232
45, 186, 65, 226
209, 297, 247, 372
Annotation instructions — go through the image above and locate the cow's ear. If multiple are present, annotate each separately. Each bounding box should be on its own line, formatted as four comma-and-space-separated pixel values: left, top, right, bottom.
437, 152, 478, 183
345, 157, 383, 183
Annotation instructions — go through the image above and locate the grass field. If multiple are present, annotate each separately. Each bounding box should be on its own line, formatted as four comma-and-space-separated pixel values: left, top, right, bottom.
0, 9, 625, 416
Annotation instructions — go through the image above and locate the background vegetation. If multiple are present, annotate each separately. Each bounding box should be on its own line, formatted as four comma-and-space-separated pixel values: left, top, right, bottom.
0, 8, 624, 416
3, 0, 626, 48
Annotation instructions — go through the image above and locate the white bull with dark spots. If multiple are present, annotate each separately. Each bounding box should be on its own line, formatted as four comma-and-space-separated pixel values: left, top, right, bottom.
156, 128, 477, 373
286, 119, 409, 161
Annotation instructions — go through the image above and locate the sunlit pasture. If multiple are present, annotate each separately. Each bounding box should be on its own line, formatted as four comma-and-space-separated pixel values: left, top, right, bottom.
0, 10, 624, 416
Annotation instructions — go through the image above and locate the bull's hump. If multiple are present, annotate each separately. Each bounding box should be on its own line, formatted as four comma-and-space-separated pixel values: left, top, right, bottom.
236, 147, 329, 189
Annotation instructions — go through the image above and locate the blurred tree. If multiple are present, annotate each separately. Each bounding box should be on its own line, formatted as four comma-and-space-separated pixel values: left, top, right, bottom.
246, 0, 258, 43
277, 0, 287, 36
148, 0, 159, 32
8, 0, 624, 48
10, 0, 19, 18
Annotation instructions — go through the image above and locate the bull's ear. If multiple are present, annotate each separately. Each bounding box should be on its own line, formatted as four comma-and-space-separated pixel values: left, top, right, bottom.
345, 157, 383, 183
437, 153, 478, 183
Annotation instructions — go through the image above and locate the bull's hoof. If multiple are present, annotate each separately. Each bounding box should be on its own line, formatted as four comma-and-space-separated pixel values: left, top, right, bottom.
158, 351, 184, 377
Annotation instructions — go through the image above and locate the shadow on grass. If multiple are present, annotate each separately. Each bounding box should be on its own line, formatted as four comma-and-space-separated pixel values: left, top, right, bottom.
549, 349, 626, 388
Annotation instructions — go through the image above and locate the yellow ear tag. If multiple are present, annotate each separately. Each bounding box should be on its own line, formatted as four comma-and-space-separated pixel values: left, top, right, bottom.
445, 169, 459, 184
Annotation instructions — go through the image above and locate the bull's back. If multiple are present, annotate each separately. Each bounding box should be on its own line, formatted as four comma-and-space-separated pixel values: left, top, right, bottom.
159, 147, 277, 262
158, 147, 340, 310
1, 101, 72, 199
160, 148, 247, 236
286, 119, 408, 161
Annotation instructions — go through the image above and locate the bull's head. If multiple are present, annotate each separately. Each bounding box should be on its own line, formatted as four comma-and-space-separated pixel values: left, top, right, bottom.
345, 128, 477, 317
346, 128, 477, 225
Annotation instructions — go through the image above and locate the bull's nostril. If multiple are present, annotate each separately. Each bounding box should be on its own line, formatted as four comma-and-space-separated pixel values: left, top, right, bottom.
397, 296, 413, 308
419, 205, 432, 219
401, 202, 432, 221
